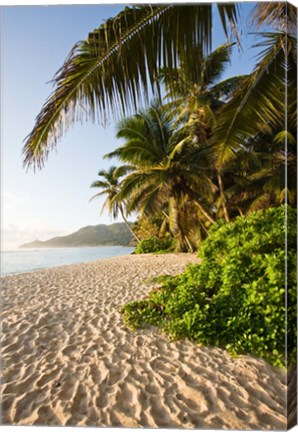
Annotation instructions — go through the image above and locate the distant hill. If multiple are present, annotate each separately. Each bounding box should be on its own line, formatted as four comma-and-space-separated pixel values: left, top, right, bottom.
19, 223, 134, 248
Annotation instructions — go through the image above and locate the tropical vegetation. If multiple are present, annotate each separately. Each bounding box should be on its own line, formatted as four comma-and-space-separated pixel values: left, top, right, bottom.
90, 166, 140, 242
104, 101, 218, 252
23, 4, 240, 168
123, 206, 297, 367
134, 237, 175, 255
24, 3, 296, 366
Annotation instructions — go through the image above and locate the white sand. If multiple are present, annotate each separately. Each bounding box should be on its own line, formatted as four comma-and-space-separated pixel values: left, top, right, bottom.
1, 253, 286, 429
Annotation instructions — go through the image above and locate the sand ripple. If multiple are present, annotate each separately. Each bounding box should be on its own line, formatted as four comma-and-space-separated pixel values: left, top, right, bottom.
1, 254, 286, 428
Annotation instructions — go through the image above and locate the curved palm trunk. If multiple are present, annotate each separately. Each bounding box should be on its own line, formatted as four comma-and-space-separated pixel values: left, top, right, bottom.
119, 206, 140, 243
217, 173, 230, 222
184, 235, 194, 253
237, 206, 244, 217
194, 201, 215, 224
199, 219, 209, 236
169, 196, 192, 252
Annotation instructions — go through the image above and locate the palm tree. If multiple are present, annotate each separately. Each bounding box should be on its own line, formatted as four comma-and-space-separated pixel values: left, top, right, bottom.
90, 166, 140, 242
160, 43, 247, 223
212, 4, 296, 216
23, 4, 240, 169
251, 2, 297, 32
214, 33, 296, 166
214, 2, 297, 169
132, 213, 171, 242
160, 43, 246, 127
105, 102, 216, 252
222, 127, 297, 215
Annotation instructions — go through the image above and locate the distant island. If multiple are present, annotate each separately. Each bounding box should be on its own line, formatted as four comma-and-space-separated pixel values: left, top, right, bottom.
19, 223, 134, 248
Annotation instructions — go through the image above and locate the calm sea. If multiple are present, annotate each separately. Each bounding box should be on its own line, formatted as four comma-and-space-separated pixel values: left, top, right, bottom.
1, 246, 135, 276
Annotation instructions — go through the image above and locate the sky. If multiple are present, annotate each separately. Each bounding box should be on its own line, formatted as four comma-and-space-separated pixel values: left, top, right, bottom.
1, 2, 264, 249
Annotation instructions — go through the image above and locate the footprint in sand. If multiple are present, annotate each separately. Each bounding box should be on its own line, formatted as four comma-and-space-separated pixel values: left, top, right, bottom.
36, 404, 62, 425
96, 388, 110, 409
70, 383, 91, 416
57, 379, 78, 402
12, 390, 38, 423
36, 368, 61, 389
176, 392, 200, 411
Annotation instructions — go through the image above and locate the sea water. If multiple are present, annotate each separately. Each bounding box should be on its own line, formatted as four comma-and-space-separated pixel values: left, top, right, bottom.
1, 246, 135, 276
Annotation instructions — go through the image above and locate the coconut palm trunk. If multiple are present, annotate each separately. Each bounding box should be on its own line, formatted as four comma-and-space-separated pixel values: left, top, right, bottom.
237, 206, 244, 217
169, 196, 192, 252
194, 201, 215, 225
119, 205, 140, 243
217, 173, 230, 222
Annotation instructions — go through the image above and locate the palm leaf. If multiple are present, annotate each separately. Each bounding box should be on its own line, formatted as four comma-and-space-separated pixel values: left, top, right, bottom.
89, 165, 122, 217
214, 32, 296, 168
89, 190, 108, 202
108, 140, 165, 167
217, 3, 240, 40
251, 2, 297, 32
23, 4, 239, 169
209, 75, 248, 100
113, 164, 136, 178
248, 193, 272, 213
167, 138, 190, 164
130, 184, 164, 216
202, 43, 235, 86
274, 130, 296, 146
90, 180, 110, 189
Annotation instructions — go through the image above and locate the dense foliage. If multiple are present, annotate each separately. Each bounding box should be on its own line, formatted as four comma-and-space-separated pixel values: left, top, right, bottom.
104, 101, 217, 252
123, 206, 297, 367
85, 5, 296, 252
134, 237, 175, 254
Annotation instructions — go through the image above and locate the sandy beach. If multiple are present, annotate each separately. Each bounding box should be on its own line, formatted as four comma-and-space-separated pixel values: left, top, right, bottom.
1, 253, 286, 429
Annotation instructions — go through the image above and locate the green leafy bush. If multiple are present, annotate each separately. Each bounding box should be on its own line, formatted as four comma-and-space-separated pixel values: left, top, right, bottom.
123, 206, 297, 367
134, 236, 175, 254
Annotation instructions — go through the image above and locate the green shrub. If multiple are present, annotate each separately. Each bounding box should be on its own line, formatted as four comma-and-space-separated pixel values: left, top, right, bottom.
123, 206, 297, 367
134, 236, 175, 254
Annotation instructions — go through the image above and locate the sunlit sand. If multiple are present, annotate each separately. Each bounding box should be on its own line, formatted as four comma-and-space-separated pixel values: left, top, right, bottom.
1, 254, 286, 428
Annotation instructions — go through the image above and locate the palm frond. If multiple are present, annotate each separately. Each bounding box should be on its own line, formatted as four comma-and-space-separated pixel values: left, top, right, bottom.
97, 166, 118, 180
248, 193, 272, 213
167, 138, 190, 164
23, 4, 239, 169
90, 180, 110, 189
113, 164, 136, 178
116, 116, 152, 146
103, 148, 124, 160
89, 165, 122, 218
274, 130, 296, 146
251, 2, 297, 33
130, 185, 164, 216
214, 32, 295, 168
202, 43, 235, 86
217, 3, 240, 40
89, 190, 108, 202
116, 171, 156, 202
109, 140, 165, 167
209, 75, 248, 100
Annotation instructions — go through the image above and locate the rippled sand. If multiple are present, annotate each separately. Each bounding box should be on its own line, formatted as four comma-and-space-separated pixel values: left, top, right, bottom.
1, 253, 286, 429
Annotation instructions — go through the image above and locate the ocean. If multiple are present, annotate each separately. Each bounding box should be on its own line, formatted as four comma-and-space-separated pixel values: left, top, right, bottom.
1, 246, 135, 276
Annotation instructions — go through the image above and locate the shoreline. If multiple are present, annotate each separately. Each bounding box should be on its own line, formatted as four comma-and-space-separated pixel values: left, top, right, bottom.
1, 246, 135, 278
1, 252, 134, 279
1, 254, 286, 428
